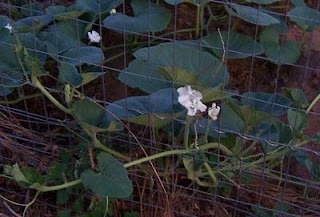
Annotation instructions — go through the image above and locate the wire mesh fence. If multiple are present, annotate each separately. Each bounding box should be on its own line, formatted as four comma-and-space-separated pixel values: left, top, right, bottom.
0, 0, 320, 216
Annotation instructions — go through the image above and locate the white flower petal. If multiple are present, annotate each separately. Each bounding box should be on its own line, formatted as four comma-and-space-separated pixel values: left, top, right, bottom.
4, 23, 13, 33
110, 9, 117, 15
208, 103, 220, 120
88, 30, 101, 43
177, 85, 206, 116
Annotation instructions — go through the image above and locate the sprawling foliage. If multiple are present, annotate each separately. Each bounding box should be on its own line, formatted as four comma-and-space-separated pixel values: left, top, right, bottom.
0, 0, 319, 216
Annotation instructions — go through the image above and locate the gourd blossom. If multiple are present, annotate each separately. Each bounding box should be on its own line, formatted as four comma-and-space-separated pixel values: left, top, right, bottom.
88, 30, 101, 43
110, 9, 117, 15
177, 86, 207, 116
208, 103, 220, 120
4, 23, 13, 33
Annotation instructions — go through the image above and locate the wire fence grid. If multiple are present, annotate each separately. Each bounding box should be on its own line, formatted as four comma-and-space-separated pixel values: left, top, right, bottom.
0, 0, 320, 216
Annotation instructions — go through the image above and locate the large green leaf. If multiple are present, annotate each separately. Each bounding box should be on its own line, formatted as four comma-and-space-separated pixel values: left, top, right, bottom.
225, 3, 280, 26
71, 99, 110, 132
260, 27, 300, 65
106, 88, 183, 128
61, 46, 104, 66
119, 59, 171, 93
81, 152, 133, 198
39, 20, 86, 54
164, 0, 186, 5
0, 65, 23, 88
20, 2, 43, 16
130, 43, 228, 89
288, 6, 320, 31
202, 30, 264, 58
76, 0, 122, 15
0, 44, 20, 69
0, 87, 14, 97
287, 108, 308, 132
245, 0, 280, 4
2, 33, 47, 63
282, 88, 308, 109
241, 92, 292, 116
58, 61, 83, 86
103, 0, 171, 33
220, 100, 270, 133
15, 15, 52, 32
46, 5, 85, 20
164, 0, 206, 5
290, 0, 307, 7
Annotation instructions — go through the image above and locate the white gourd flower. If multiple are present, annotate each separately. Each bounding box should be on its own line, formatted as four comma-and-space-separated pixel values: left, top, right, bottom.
110, 9, 117, 15
177, 86, 207, 116
4, 23, 13, 33
208, 103, 220, 120
88, 30, 101, 43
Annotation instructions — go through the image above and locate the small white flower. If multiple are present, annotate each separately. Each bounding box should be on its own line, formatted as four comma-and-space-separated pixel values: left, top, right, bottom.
110, 9, 117, 15
88, 30, 101, 43
208, 103, 220, 120
4, 23, 13, 33
177, 86, 207, 116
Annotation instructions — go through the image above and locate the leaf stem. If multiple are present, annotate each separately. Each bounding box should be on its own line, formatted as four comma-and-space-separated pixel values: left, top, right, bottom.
183, 116, 192, 149
33, 143, 228, 192
38, 179, 82, 192
31, 76, 71, 115
0, 93, 42, 105
307, 93, 320, 113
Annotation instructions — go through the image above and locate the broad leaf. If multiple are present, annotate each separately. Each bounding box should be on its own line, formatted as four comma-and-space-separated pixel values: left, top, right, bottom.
72, 99, 110, 132
282, 88, 308, 109
287, 108, 307, 132
58, 61, 82, 86
128, 43, 228, 90
241, 92, 292, 116
61, 46, 104, 66
103, 0, 171, 33
245, 0, 280, 4
203, 30, 264, 58
76, 0, 122, 15
20, 2, 43, 16
164, 0, 206, 5
2, 33, 47, 63
0, 65, 23, 88
16, 15, 52, 32
164, 0, 186, 5
46, 5, 85, 20
220, 100, 270, 133
0, 87, 14, 97
290, 0, 307, 7
39, 20, 86, 54
81, 152, 133, 198
225, 3, 280, 26
119, 60, 172, 93
106, 88, 183, 128
260, 27, 300, 65
288, 6, 320, 31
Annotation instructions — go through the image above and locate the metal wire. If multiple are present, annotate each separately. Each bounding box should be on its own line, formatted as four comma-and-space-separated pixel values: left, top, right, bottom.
0, 0, 320, 216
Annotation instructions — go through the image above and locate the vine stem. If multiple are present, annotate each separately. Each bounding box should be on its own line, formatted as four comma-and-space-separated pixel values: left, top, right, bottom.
33, 143, 229, 192
31, 76, 71, 115
307, 93, 320, 113
183, 116, 193, 149
0, 93, 42, 105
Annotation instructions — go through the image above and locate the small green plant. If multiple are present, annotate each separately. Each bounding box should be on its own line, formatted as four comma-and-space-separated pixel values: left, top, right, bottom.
0, 0, 320, 216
